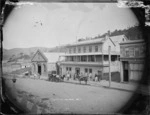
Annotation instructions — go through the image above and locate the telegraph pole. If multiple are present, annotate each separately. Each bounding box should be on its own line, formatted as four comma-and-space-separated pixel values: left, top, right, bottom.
109, 46, 111, 87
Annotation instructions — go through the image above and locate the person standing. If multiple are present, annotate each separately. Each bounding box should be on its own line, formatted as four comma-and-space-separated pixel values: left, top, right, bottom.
97, 71, 102, 82
89, 73, 92, 81
95, 74, 98, 82
66, 71, 70, 80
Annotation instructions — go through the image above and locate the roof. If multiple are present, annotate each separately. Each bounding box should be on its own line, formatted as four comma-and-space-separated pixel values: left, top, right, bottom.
66, 34, 124, 47
43, 52, 65, 63
109, 35, 126, 45
67, 37, 105, 47
120, 39, 145, 45
31, 49, 48, 62
60, 51, 120, 56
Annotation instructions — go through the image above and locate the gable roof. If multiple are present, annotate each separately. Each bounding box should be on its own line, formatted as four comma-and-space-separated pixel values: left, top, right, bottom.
31, 49, 48, 62
110, 35, 127, 45
67, 37, 105, 47
31, 50, 65, 63
43, 52, 65, 63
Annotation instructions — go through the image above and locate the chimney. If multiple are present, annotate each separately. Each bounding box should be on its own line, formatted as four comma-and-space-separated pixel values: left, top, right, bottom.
105, 30, 110, 40
108, 30, 111, 36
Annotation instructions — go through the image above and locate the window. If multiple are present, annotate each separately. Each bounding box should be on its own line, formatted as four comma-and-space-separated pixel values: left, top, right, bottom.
66, 56, 70, 61
88, 55, 95, 62
99, 46, 102, 52
95, 55, 102, 62
69, 67, 72, 71
67, 67, 71, 71
77, 56, 80, 62
89, 69, 92, 73
74, 47, 76, 53
126, 50, 129, 57
83, 46, 86, 53
73, 56, 76, 61
135, 47, 139, 57
89, 46, 92, 52
139, 46, 145, 56
81, 56, 87, 62
69, 49, 71, 54
111, 55, 117, 61
70, 56, 74, 61
95, 46, 98, 52
104, 55, 108, 61
66, 67, 68, 71
78, 47, 81, 53
85, 68, 88, 73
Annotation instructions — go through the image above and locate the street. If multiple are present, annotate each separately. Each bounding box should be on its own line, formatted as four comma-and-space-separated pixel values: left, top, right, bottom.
4, 77, 135, 114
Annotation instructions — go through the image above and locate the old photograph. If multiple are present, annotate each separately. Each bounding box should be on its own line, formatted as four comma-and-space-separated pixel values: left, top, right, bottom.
1, 1, 148, 114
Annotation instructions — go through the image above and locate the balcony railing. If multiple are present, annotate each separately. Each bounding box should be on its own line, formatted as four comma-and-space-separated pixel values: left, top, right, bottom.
60, 61, 104, 66
60, 60, 119, 66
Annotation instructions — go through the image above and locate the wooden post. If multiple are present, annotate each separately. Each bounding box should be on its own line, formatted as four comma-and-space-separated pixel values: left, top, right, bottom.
101, 55, 104, 79
109, 46, 111, 87
94, 55, 96, 62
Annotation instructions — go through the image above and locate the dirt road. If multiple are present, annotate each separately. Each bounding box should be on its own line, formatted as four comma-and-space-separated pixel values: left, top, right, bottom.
4, 77, 135, 114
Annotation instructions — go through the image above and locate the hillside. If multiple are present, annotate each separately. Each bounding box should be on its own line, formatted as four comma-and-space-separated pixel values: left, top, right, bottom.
3, 46, 67, 61
78, 25, 143, 41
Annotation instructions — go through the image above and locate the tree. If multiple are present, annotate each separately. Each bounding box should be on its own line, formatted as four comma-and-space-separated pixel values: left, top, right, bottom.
19, 52, 24, 58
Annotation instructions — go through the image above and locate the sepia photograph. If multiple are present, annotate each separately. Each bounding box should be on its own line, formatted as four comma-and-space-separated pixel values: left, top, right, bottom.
1, 0, 149, 114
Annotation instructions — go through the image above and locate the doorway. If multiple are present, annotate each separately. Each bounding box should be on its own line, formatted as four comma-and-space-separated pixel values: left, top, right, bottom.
38, 65, 41, 75
75, 68, 80, 75
123, 62, 129, 82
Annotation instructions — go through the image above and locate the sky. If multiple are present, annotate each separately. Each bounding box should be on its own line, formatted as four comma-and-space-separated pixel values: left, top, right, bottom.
3, 2, 139, 49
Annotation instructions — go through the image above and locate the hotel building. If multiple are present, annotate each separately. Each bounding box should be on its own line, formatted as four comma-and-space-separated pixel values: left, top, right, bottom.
59, 34, 127, 80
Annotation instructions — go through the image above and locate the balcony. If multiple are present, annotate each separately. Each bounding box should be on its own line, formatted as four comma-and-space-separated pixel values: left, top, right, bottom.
60, 61, 105, 66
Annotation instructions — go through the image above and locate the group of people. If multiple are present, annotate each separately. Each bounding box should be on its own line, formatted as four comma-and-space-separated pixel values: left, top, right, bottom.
65, 71, 102, 82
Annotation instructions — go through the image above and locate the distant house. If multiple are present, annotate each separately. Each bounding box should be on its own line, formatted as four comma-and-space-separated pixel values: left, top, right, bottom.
31, 50, 65, 78
120, 39, 145, 82
21, 63, 31, 68
11, 63, 22, 71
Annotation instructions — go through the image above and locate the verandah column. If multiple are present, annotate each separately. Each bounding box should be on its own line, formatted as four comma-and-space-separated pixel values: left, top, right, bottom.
35, 63, 38, 74
94, 55, 96, 62
102, 54, 104, 79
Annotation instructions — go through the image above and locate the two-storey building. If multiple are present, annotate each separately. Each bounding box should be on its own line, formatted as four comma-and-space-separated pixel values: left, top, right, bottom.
120, 39, 145, 82
59, 34, 126, 80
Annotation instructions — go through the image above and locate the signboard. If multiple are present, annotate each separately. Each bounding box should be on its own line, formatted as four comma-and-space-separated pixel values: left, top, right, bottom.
120, 44, 145, 58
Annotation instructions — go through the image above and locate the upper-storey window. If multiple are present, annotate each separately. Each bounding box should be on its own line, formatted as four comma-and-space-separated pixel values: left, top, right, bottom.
78, 47, 81, 53
134, 47, 139, 57
95, 46, 98, 52
89, 46, 92, 52
69, 49, 71, 54
83, 46, 86, 53
99, 45, 102, 52
74, 47, 76, 53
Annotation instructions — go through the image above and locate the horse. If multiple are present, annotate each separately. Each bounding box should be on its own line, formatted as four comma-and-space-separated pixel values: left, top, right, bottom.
76, 74, 88, 84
